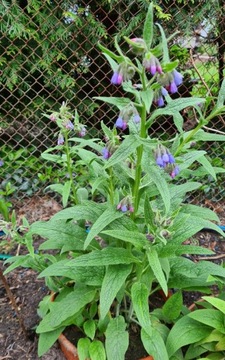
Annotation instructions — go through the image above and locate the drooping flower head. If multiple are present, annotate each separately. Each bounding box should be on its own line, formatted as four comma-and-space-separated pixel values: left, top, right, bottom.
111, 71, 123, 85
154, 145, 179, 178
111, 62, 135, 86
143, 53, 162, 76
129, 37, 146, 55
115, 104, 141, 130
157, 69, 183, 94
117, 196, 134, 213
154, 87, 168, 107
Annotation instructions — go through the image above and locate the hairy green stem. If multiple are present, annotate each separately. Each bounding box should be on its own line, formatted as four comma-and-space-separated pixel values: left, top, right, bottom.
64, 132, 78, 204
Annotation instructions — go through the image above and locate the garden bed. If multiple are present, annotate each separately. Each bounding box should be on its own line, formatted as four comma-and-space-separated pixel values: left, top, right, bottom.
1, 196, 225, 359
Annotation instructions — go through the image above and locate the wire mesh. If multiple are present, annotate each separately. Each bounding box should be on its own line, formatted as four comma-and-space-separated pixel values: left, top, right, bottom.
0, 0, 224, 203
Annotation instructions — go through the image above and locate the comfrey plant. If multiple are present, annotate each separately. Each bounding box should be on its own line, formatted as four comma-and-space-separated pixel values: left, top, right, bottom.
4, 4, 225, 359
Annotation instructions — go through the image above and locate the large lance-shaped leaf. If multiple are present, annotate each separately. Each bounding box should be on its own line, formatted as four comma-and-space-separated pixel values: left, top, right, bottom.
101, 230, 149, 249
147, 248, 168, 295
52, 201, 106, 221
100, 264, 132, 320
166, 315, 212, 357
104, 135, 140, 169
67, 247, 139, 267
141, 328, 169, 360
143, 2, 154, 49
36, 285, 96, 332
188, 309, 225, 333
84, 207, 124, 249
105, 316, 129, 360
131, 283, 152, 335
142, 156, 170, 214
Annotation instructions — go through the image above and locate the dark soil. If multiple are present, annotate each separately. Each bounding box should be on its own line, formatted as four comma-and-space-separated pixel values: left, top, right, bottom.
1, 196, 225, 360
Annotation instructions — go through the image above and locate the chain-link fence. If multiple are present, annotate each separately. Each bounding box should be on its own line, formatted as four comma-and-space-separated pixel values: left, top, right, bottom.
0, 0, 225, 204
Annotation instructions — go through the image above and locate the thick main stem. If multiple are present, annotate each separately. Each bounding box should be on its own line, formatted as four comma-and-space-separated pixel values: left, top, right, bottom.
64, 133, 78, 204
132, 105, 147, 215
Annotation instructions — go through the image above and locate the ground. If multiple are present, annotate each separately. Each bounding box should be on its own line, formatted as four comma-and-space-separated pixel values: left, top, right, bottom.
0, 196, 225, 360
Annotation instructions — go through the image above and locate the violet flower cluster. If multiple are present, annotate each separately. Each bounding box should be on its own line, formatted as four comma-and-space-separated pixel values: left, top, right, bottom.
154, 145, 179, 178
110, 37, 183, 108
114, 104, 141, 130
117, 197, 134, 213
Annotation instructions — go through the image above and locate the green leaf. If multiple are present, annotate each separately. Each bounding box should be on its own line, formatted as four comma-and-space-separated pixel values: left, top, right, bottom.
156, 23, 170, 63
62, 180, 71, 208
141, 328, 169, 360
77, 187, 89, 202
147, 248, 168, 295
131, 283, 152, 334
188, 309, 225, 333
166, 316, 212, 357
142, 159, 170, 214
93, 96, 131, 110
162, 291, 183, 321
172, 111, 184, 133
180, 204, 220, 222
89, 340, 106, 360
39, 260, 105, 286
143, 3, 154, 49
194, 129, 225, 142
100, 264, 132, 320
103, 53, 119, 72
216, 77, 225, 108
104, 135, 140, 169
30, 219, 88, 252
140, 89, 153, 114
202, 296, 225, 315
83, 320, 96, 340
101, 230, 148, 249
68, 248, 139, 267
36, 285, 96, 332
98, 42, 122, 63
197, 155, 217, 181
52, 201, 106, 221
77, 338, 91, 360
105, 316, 129, 360
84, 206, 124, 249
147, 97, 205, 126
38, 327, 65, 356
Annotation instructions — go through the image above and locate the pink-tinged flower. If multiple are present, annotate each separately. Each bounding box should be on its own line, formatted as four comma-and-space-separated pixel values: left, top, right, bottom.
170, 166, 180, 178
102, 147, 111, 160
111, 71, 123, 85
129, 38, 146, 54
143, 54, 162, 76
57, 133, 64, 145
49, 113, 57, 121
78, 126, 86, 137
115, 116, 127, 130
65, 120, 74, 130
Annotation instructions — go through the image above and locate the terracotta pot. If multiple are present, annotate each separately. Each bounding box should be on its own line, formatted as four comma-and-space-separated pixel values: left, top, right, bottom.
58, 334, 79, 360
